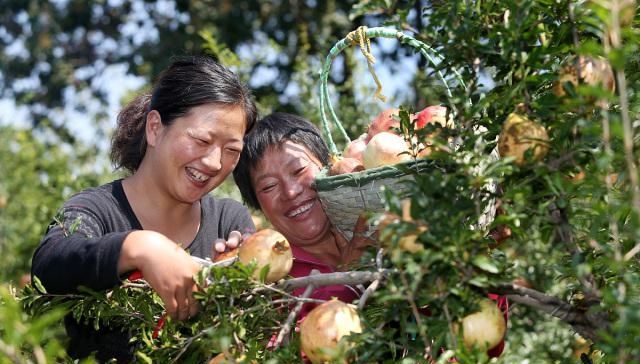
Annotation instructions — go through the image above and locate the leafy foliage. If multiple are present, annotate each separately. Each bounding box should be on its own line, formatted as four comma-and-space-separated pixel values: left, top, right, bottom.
0, 126, 106, 283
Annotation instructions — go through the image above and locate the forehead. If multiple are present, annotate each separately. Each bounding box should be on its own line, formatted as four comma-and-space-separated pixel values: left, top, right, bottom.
252, 141, 321, 176
181, 104, 246, 136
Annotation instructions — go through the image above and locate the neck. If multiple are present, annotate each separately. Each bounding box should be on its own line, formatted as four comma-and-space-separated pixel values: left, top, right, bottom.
296, 232, 342, 269
122, 171, 200, 247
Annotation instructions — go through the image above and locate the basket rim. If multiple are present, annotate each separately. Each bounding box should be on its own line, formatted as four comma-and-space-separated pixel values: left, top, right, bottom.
314, 158, 444, 191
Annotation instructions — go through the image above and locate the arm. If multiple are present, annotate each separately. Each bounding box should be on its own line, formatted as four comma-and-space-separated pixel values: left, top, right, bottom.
32, 204, 200, 321
31, 207, 126, 293
118, 230, 200, 320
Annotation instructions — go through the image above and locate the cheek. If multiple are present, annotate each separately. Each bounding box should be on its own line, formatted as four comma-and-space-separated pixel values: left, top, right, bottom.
301, 171, 319, 190
225, 154, 241, 170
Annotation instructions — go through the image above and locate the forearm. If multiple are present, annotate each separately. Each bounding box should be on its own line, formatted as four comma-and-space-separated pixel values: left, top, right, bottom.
31, 229, 127, 293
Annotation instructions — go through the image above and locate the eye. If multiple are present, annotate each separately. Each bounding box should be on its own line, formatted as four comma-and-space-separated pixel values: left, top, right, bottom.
225, 146, 242, 155
294, 165, 306, 175
192, 136, 209, 145
260, 183, 277, 193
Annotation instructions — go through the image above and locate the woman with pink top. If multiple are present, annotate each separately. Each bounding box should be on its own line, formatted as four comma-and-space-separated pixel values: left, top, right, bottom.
233, 112, 508, 358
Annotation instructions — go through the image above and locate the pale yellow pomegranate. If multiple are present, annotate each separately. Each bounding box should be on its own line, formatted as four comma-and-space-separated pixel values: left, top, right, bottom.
461, 299, 506, 350
238, 229, 293, 283
208, 353, 227, 364
300, 299, 363, 364
362, 131, 411, 169
498, 113, 549, 166
554, 56, 615, 97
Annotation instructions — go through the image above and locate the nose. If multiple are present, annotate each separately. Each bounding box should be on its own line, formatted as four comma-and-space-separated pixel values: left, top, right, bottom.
282, 177, 303, 200
202, 146, 222, 172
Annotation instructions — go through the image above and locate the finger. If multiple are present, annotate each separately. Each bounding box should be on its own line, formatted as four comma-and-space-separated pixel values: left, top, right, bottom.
226, 230, 242, 249
189, 286, 200, 318
175, 283, 193, 321
214, 239, 227, 253
163, 294, 179, 320
353, 213, 370, 234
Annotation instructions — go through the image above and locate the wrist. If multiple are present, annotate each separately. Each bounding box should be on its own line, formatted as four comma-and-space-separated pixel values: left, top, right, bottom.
117, 230, 163, 274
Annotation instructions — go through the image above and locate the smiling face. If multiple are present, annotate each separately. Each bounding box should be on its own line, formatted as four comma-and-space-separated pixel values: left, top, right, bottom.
251, 141, 331, 247
146, 103, 246, 203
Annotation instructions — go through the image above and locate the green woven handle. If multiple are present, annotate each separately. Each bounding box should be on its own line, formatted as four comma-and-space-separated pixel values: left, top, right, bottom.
318, 27, 466, 155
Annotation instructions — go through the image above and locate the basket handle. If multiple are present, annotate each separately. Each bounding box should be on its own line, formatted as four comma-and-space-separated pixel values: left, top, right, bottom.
319, 27, 467, 155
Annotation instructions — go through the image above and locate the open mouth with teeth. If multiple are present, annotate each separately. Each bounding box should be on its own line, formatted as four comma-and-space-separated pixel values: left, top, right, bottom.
286, 200, 315, 218
186, 167, 211, 185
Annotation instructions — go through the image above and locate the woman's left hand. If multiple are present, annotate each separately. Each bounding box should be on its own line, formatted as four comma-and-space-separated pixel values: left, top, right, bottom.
212, 230, 245, 255
334, 214, 377, 268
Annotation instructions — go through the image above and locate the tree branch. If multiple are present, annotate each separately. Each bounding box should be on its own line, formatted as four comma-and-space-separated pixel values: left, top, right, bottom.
274, 270, 320, 347
274, 270, 390, 292
491, 283, 609, 341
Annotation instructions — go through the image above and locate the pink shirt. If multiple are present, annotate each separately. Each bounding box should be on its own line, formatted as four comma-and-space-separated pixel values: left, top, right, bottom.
289, 245, 362, 319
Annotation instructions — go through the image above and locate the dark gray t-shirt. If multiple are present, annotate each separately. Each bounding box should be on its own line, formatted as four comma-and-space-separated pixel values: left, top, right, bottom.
31, 179, 255, 362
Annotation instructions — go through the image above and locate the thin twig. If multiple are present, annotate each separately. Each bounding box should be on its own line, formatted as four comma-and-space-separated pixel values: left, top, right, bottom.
0, 338, 29, 364
375, 248, 385, 270
274, 269, 320, 347
358, 279, 380, 310
606, 0, 640, 252
399, 269, 431, 352
442, 301, 457, 348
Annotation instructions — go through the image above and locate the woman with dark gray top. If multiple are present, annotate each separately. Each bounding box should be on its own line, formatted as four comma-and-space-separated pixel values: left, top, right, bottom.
31, 55, 257, 363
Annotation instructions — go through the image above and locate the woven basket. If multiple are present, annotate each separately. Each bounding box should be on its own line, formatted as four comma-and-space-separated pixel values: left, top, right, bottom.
314, 27, 464, 241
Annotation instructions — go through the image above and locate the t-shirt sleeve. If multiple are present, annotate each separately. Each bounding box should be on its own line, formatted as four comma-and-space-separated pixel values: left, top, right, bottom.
219, 198, 256, 237
31, 206, 127, 294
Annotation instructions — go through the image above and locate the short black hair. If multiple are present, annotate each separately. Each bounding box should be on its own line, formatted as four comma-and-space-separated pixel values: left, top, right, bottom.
233, 112, 330, 210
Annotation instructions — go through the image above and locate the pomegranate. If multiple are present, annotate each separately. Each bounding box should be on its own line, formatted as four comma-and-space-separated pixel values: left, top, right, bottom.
497, 113, 549, 166
213, 248, 239, 263
299, 299, 363, 364
413, 105, 451, 129
238, 229, 293, 283
461, 299, 506, 350
553, 56, 615, 97
208, 353, 227, 364
343, 133, 368, 162
366, 108, 400, 142
512, 277, 534, 289
586, 0, 636, 27
328, 156, 365, 176
362, 132, 411, 169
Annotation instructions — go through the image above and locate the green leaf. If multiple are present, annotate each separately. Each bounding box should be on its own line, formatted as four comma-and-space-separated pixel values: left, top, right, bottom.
471, 255, 500, 274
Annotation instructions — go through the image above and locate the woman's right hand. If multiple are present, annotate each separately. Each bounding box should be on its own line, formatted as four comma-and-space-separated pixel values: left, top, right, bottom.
118, 230, 201, 321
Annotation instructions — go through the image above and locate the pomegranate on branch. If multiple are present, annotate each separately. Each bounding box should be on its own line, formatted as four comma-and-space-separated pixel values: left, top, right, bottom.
553, 55, 615, 97
413, 105, 452, 129
213, 248, 239, 262
498, 112, 549, 166
299, 299, 363, 364
238, 229, 293, 283
460, 299, 507, 350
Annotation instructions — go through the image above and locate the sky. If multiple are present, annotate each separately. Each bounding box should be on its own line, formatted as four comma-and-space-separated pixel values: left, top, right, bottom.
0, 1, 475, 157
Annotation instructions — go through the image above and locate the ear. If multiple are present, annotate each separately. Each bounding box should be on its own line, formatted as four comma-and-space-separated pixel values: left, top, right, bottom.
145, 110, 163, 147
